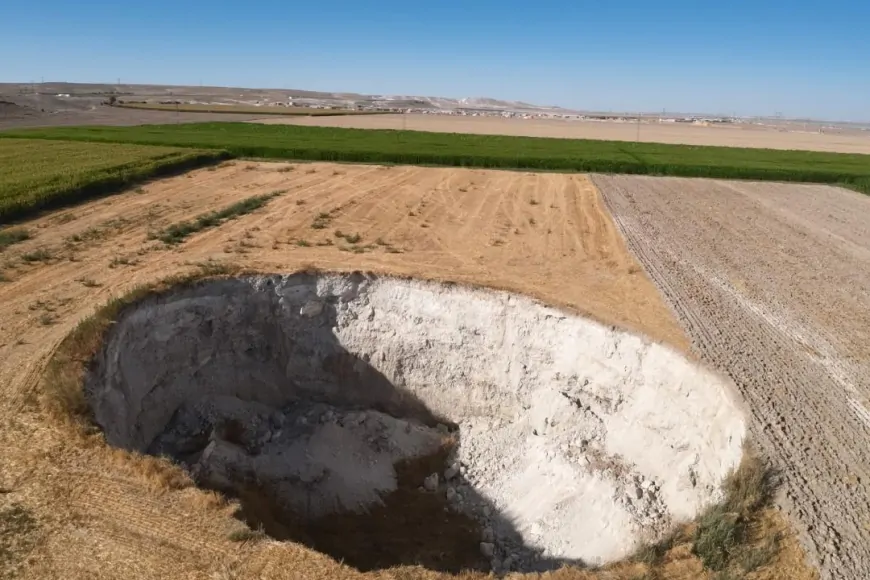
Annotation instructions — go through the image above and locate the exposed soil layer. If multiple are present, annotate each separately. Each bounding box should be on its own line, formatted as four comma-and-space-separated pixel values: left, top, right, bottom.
85, 273, 745, 573
592, 174, 870, 580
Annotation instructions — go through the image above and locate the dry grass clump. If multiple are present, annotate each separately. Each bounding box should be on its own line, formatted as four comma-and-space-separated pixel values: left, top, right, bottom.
0, 503, 40, 575
311, 212, 332, 229
227, 526, 268, 543
612, 448, 787, 580
0, 228, 32, 251
21, 248, 53, 263
191, 260, 241, 276
691, 452, 778, 574
105, 447, 193, 493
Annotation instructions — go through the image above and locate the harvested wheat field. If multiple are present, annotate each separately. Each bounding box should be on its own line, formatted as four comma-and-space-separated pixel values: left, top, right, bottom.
0, 161, 814, 580
593, 174, 870, 580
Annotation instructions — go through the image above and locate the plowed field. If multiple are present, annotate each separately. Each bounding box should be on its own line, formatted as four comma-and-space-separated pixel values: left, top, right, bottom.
593, 174, 870, 580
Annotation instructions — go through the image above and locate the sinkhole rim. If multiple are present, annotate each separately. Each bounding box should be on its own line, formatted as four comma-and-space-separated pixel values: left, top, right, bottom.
45, 270, 748, 574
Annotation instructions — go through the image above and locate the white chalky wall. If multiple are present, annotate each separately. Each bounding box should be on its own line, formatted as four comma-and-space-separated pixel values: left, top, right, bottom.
85, 272, 746, 569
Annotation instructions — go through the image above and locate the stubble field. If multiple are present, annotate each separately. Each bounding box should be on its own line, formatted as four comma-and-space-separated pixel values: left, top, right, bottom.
0, 162, 679, 579
5, 147, 870, 579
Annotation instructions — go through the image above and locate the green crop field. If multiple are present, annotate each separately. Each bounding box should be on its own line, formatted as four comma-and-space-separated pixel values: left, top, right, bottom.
0, 139, 228, 223
3, 123, 869, 193
115, 102, 384, 116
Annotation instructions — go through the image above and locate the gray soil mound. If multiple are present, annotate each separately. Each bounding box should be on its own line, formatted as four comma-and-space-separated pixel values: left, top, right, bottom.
85, 272, 745, 574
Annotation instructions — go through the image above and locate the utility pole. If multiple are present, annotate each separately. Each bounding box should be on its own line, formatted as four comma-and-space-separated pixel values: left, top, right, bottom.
636, 112, 641, 142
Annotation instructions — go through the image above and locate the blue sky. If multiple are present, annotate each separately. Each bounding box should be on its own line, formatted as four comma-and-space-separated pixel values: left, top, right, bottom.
3, 0, 869, 120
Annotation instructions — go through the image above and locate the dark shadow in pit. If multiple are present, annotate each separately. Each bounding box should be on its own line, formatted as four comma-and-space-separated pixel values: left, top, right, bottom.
234, 443, 489, 573
84, 272, 586, 575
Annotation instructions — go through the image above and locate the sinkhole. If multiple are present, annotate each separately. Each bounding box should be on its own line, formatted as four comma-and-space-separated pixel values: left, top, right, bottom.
84, 272, 746, 574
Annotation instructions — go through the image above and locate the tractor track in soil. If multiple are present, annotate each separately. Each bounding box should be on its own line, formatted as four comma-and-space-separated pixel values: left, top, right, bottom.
593, 174, 870, 580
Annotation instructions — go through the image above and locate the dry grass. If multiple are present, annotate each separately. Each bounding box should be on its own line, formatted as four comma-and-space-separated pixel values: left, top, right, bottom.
0, 503, 40, 576
104, 447, 193, 493
0, 228, 32, 251
0, 163, 817, 580
20, 248, 53, 263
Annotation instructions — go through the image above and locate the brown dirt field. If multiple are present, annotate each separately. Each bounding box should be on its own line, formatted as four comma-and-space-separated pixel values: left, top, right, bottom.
0, 163, 812, 580
592, 174, 870, 580
116, 103, 380, 116
256, 114, 870, 154
0, 105, 264, 130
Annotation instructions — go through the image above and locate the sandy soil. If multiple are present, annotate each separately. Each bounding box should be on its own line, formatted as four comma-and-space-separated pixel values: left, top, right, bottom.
258, 114, 870, 154
0, 162, 707, 579
592, 175, 870, 580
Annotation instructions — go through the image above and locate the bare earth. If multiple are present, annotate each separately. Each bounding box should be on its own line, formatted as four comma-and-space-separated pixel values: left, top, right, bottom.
258, 114, 870, 154
0, 163, 713, 579
0, 103, 263, 130
592, 175, 870, 580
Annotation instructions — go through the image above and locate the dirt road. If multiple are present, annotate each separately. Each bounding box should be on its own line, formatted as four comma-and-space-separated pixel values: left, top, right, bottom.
592, 174, 870, 580
256, 114, 870, 154
0, 163, 698, 579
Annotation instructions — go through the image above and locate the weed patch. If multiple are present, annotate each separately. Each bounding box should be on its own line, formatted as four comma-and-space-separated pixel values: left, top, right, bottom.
109, 256, 137, 268
21, 248, 52, 263
0, 228, 31, 251
154, 192, 281, 245
191, 260, 240, 276
311, 212, 332, 230
692, 451, 776, 572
